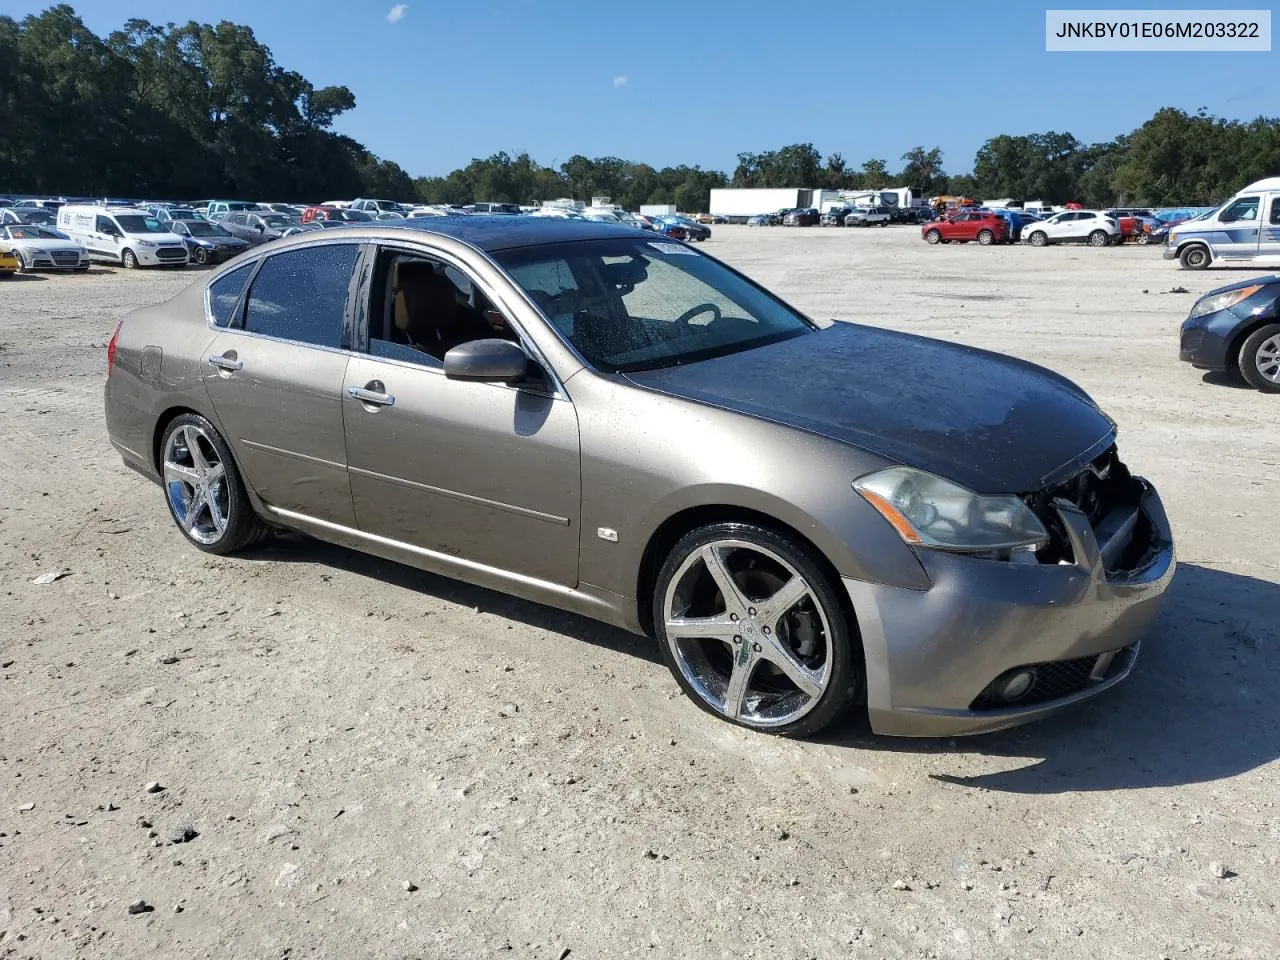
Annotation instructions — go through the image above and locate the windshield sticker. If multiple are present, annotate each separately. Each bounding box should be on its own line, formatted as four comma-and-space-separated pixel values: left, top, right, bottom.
647, 241, 698, 256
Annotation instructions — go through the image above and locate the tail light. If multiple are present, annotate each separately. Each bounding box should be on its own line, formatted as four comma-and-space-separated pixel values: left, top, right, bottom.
107, 320, 123, 374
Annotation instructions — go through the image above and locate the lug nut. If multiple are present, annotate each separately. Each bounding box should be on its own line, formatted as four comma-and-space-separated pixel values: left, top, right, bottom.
732, 635, 742, 645
729, 613, 739, 621
752, 642, 762, 653
762, 626, 771, 635
748, 607, 757, 616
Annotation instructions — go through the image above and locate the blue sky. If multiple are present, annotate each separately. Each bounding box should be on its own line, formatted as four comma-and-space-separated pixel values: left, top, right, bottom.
6, 1, 1275, 177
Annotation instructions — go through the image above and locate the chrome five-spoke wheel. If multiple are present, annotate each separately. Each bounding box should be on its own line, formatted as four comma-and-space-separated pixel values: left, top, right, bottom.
656, 524, 857, 735
158, 413, 268, 553
164, 423, 229, 544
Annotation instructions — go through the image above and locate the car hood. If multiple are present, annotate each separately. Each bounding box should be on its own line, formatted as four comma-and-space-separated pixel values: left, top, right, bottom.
1202, 273, 1279, 297
623, 322, 1115, 494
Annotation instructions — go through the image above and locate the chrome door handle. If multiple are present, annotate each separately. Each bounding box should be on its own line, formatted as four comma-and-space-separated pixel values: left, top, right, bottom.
207, 355, 243, 371
347, 386, 395, 407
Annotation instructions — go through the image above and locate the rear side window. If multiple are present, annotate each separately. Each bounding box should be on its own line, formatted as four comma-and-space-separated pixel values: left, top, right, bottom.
243, 244, 361, 347
208, 263, 254, 328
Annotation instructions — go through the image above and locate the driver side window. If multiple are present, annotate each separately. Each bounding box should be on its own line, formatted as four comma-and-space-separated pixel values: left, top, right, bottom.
1224, 196, 1260, 222
366, 248, 517, 367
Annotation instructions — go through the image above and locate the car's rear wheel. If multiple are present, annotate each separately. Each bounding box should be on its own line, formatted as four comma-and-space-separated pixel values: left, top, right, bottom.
121, 248, 138, 269
160, 414, 270, 554
1029, 231, 1048, 247
978, 229, 995, 245
1238, 323, 1280, 393
653, 522, 860, 737
1180, 244, 1210, 269
1088, 230, 1109, 247
925, 229, 941, 244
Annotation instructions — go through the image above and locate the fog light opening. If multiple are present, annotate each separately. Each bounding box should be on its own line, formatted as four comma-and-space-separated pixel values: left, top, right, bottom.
991, 668, 1037, 703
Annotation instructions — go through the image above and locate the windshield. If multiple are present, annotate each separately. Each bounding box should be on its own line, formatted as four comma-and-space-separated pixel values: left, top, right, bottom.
262, 214, 292, 227
494, 237, 814, 373
114, 215, 167, 234
227, 202, 257, 211
185, 221, 230, 237
168, 209, 198, 220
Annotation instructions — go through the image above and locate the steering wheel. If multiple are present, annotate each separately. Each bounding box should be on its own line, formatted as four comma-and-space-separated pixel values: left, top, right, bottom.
675, 302, 722, 326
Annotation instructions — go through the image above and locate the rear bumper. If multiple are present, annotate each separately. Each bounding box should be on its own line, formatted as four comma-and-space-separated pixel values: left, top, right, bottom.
845, 480, 1175, 737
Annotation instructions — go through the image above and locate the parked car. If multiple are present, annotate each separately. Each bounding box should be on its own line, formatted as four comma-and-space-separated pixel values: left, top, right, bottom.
1179, 274, 1280, 392
0, 224, 90, 271
351, 198, 406, 216
651, 219, 690, 240
1021, 211, 1120, 247
845, 206, 892, 227
693, 213, 727, 224
169, 219, 251, 265
103, 217, 1174, 738
1165, 178, 1280, 269
1, 207, 57, 226
206, 200, 263, 219
747, 213, 779, 226
655, 215, 710, 241
782, 208, 820, 227
217, 211, 300, 246
56, 205, 188, 268
149, 206, 203, 225
821, 207, 851, 226
922, 211, 1009, 245
0, 243, 18, 276
913, 206, 938, 223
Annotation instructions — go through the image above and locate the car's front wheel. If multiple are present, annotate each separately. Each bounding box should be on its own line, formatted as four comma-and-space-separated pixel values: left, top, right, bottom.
160, 414, 270, 554
14, 250, 29, 272
924, 229, 941, 244
1029, 231, 1048, 247
1180, 244, 1210, 269
193, 246, 209, 266
1238, 323, 1280, 393
653, 522, 860, 737
121, 248, 138, 269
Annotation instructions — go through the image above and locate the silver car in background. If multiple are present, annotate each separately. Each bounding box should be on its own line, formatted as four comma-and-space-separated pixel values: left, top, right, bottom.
104, 218, 1174, 738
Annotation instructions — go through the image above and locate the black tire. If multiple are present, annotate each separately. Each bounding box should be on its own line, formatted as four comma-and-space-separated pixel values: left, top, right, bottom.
1029, 231, 1048, 247
15, 251, 30, 272
652, 521, 861, 738
121, 248, 138, 269
1088, 230, 1109, 247
1238, 322, 1280, 393
924, 229, 941, 245
159, 413, 271, 554
193, 246, 209, 265
977, 229, 995, 245
1179, 244, 1210, 269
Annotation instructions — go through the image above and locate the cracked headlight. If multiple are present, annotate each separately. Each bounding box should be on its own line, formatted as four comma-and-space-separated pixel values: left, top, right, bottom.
854, 467, 1048, 552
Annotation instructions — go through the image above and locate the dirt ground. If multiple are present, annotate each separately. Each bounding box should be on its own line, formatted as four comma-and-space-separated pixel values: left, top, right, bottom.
1, 226, 1277, 960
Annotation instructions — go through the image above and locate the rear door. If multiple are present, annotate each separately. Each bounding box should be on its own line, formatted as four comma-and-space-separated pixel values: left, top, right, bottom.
1259, 195, 1280, 262
201, 241, 365, 527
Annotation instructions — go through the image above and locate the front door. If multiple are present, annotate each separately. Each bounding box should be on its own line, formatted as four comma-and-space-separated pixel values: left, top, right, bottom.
342, 248, 582, 587
1216, 194, 1262, 258
201, 241, 364, 527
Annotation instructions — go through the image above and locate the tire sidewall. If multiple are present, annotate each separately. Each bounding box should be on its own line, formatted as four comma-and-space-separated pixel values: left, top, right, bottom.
1089, 230, 1107, 247
925, 230, 941, 244
122, 249, 137, 269
651, 521, 861, 737
978, 230, 993, 245
1030, 231, 1047, 247
1238, 322, 1280, 392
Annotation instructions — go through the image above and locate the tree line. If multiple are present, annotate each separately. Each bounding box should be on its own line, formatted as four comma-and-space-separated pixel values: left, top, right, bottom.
3, 6, 1279, 211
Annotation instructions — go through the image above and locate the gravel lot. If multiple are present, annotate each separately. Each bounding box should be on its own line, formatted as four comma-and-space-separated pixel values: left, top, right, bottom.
2, 226, 1277, 960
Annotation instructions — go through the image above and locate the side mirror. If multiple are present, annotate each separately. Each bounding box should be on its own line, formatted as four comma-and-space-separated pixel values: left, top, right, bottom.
443, 339, 530, 383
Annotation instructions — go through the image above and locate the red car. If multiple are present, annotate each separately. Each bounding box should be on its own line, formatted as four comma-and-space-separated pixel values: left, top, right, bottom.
922, 211, 1009, 246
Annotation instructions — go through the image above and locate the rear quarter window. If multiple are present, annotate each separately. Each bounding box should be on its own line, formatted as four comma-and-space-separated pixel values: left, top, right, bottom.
208, 263, 254, 328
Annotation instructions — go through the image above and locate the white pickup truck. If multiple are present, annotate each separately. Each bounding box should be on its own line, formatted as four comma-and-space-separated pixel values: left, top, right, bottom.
844, 205, 892, 227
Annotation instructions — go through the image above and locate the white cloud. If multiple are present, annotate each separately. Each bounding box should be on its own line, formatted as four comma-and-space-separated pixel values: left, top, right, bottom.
387, 4, 408, 23
613, 75, 628, 88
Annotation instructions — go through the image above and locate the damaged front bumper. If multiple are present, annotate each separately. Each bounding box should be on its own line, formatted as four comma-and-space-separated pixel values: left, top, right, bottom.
845, 470, 1175, 737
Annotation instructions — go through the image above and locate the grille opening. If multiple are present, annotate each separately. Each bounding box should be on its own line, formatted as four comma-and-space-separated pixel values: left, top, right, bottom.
1023, 446, 1146, 569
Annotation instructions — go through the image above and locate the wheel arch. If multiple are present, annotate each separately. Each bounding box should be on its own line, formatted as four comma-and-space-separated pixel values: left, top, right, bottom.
634, 504, 859, 642
1226, 309, 1280, 370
